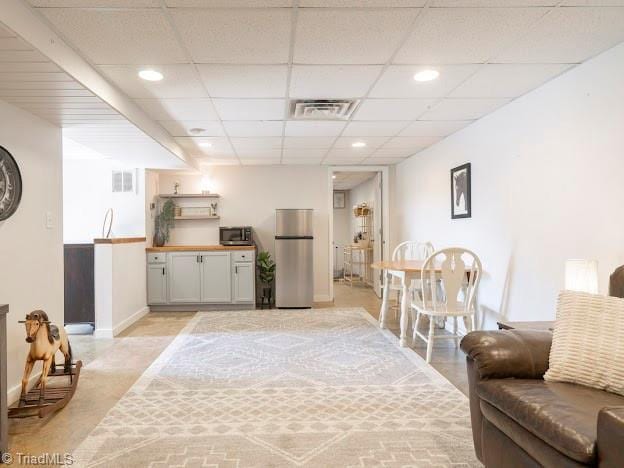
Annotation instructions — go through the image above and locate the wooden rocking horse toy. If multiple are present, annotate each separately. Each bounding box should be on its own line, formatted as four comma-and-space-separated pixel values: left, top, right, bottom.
9, 310, 82, 418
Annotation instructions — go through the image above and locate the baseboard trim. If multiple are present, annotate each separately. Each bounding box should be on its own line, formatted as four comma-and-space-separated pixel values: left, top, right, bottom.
113, 306, 149, 336
94, 305, 149, 338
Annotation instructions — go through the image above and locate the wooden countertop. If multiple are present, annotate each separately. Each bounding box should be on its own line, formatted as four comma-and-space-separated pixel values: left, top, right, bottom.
94, 237, 146, 245
371, 260, 442, 273
146, 245, 255, 252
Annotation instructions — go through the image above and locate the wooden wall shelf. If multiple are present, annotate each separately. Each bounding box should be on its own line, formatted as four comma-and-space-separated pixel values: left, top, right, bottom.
159, 193, 220, 199
174, 215, 220, 220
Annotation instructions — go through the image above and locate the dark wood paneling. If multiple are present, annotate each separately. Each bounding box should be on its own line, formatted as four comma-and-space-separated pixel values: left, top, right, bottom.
64, 244, 94, 324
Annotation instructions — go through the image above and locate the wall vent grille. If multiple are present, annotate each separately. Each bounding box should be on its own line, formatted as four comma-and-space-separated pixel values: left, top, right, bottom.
289, 99, 360, 120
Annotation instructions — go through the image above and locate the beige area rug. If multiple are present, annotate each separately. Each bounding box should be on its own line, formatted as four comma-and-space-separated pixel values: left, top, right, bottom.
73, 308, 479, 467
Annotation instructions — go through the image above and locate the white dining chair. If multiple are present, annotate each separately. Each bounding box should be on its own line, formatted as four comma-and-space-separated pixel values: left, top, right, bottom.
411, 247, 482, 364
388, 241, 434, 319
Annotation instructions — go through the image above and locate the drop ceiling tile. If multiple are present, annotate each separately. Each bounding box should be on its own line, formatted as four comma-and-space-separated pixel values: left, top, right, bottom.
494, 7, 624, 63
420, 98, 510, 120
301, 0, 425, 5
285, 121, 346, 136
399, 120, 472, 136
432, 0, 556, 4
197, 65, 288, 98
342, 121, 408, 137
0, 24, 14, 38
240, 158, 282, 165
370, 65, 479, 98
99, 65, 206, 99
158, 120, 225, 137
450, 64, 572, 98
326, 148, 375, 158
281, 158, 322, 165
373, 148, 419, 157
236, 149, 282, 157
332, 136, 390, 149
135, 98, 219, 120
0, 89, 93, 98
0, 81, 85, 90
289, 65, 382, 98
380, 136, 441, 149
294, 8, 421, 64
230, 137, 283, 150
353, 98, 436, 120
213, 99, 285, 120
175, 136, 233, 155
172, 9, 291, 63
166, 0, 292, 5
40, 8, 186, 64
282, 136, 336, 148
323, 158, 367, 165
223, 121, 284, 137
362, 157, 407, 165
283, 148, 328, 158
394, 7, 548, 64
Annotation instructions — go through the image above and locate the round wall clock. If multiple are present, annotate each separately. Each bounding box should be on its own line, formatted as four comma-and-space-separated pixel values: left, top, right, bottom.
0, 146, 23, 221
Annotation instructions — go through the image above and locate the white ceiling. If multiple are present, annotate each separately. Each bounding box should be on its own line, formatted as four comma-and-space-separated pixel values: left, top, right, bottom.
333, 171, 377, 191
8, 1, 624, 167
0, 19, 188, 168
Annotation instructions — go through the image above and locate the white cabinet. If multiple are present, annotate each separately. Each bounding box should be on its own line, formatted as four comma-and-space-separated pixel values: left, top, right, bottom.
148, 249, 255, 308
147, 264, 167, 304
200, 252, 232, 303
168, 252, 201, 303
233, 262, 255, 303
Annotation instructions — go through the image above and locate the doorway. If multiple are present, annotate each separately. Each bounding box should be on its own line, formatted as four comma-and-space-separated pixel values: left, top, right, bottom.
329, 166, 389, 302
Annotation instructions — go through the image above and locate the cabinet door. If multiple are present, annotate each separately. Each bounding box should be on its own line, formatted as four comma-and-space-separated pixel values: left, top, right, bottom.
168, 252, 201, 303
200, 252, 231, 303
233, 262, 255, 303
147, 264, 167, 304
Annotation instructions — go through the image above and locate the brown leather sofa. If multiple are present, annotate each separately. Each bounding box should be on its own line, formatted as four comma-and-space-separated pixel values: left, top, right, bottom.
460, 329, 624, 467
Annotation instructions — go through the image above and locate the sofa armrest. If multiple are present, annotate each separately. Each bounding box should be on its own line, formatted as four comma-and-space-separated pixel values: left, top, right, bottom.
598, 407, 624, 468
460, 330, 552, 380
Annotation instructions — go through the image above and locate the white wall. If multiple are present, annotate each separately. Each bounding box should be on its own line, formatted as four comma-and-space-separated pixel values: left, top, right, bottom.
0, 100, 63, 402
157, 166, 331, 301
63, 158, 146, 243
333, 190, 351, 246
94, 242, 147, 338
393, 43, 624, 327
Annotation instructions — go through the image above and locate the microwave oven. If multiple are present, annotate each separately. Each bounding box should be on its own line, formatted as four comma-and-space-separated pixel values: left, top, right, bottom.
219, 226, 253, 246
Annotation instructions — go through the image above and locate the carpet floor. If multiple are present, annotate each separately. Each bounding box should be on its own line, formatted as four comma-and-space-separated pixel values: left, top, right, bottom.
73, 308, 479, 467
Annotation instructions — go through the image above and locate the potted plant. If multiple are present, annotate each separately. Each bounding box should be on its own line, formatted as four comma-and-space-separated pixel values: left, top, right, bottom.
257, 251, 276, 308
153, 199, 176, 247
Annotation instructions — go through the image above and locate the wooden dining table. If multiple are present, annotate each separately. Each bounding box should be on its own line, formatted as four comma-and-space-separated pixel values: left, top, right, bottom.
371, 260, 442, 348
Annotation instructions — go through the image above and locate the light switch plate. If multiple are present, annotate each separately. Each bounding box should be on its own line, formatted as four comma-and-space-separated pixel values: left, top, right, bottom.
45, 211, 53, 229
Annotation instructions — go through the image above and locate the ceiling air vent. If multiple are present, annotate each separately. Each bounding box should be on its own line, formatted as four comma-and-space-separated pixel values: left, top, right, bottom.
290, 99, 360, 120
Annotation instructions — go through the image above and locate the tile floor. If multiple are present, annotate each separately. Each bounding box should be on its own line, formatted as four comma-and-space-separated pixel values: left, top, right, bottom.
7, 285, 468, 460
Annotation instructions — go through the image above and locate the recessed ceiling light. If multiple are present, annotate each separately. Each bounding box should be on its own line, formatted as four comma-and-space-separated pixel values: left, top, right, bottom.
413, 69, 439, 82
352, 141, 367, 148
189, 127, 206, 135
138, 69, 163, 82
198, 141, 213, 148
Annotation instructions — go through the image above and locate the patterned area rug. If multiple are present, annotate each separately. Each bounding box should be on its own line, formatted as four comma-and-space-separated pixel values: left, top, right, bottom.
73, 308, 479, 467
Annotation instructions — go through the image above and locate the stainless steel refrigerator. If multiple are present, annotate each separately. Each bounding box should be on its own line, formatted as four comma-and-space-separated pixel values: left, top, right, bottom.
275, 209, 314, 308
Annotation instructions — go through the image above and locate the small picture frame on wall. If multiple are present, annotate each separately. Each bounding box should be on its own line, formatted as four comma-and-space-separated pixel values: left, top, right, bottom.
333, 191, 346, 209
451, 163, 471, 219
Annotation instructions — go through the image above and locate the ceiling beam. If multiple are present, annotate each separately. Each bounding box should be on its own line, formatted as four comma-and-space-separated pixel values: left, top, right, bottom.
0, 0, 198, 171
